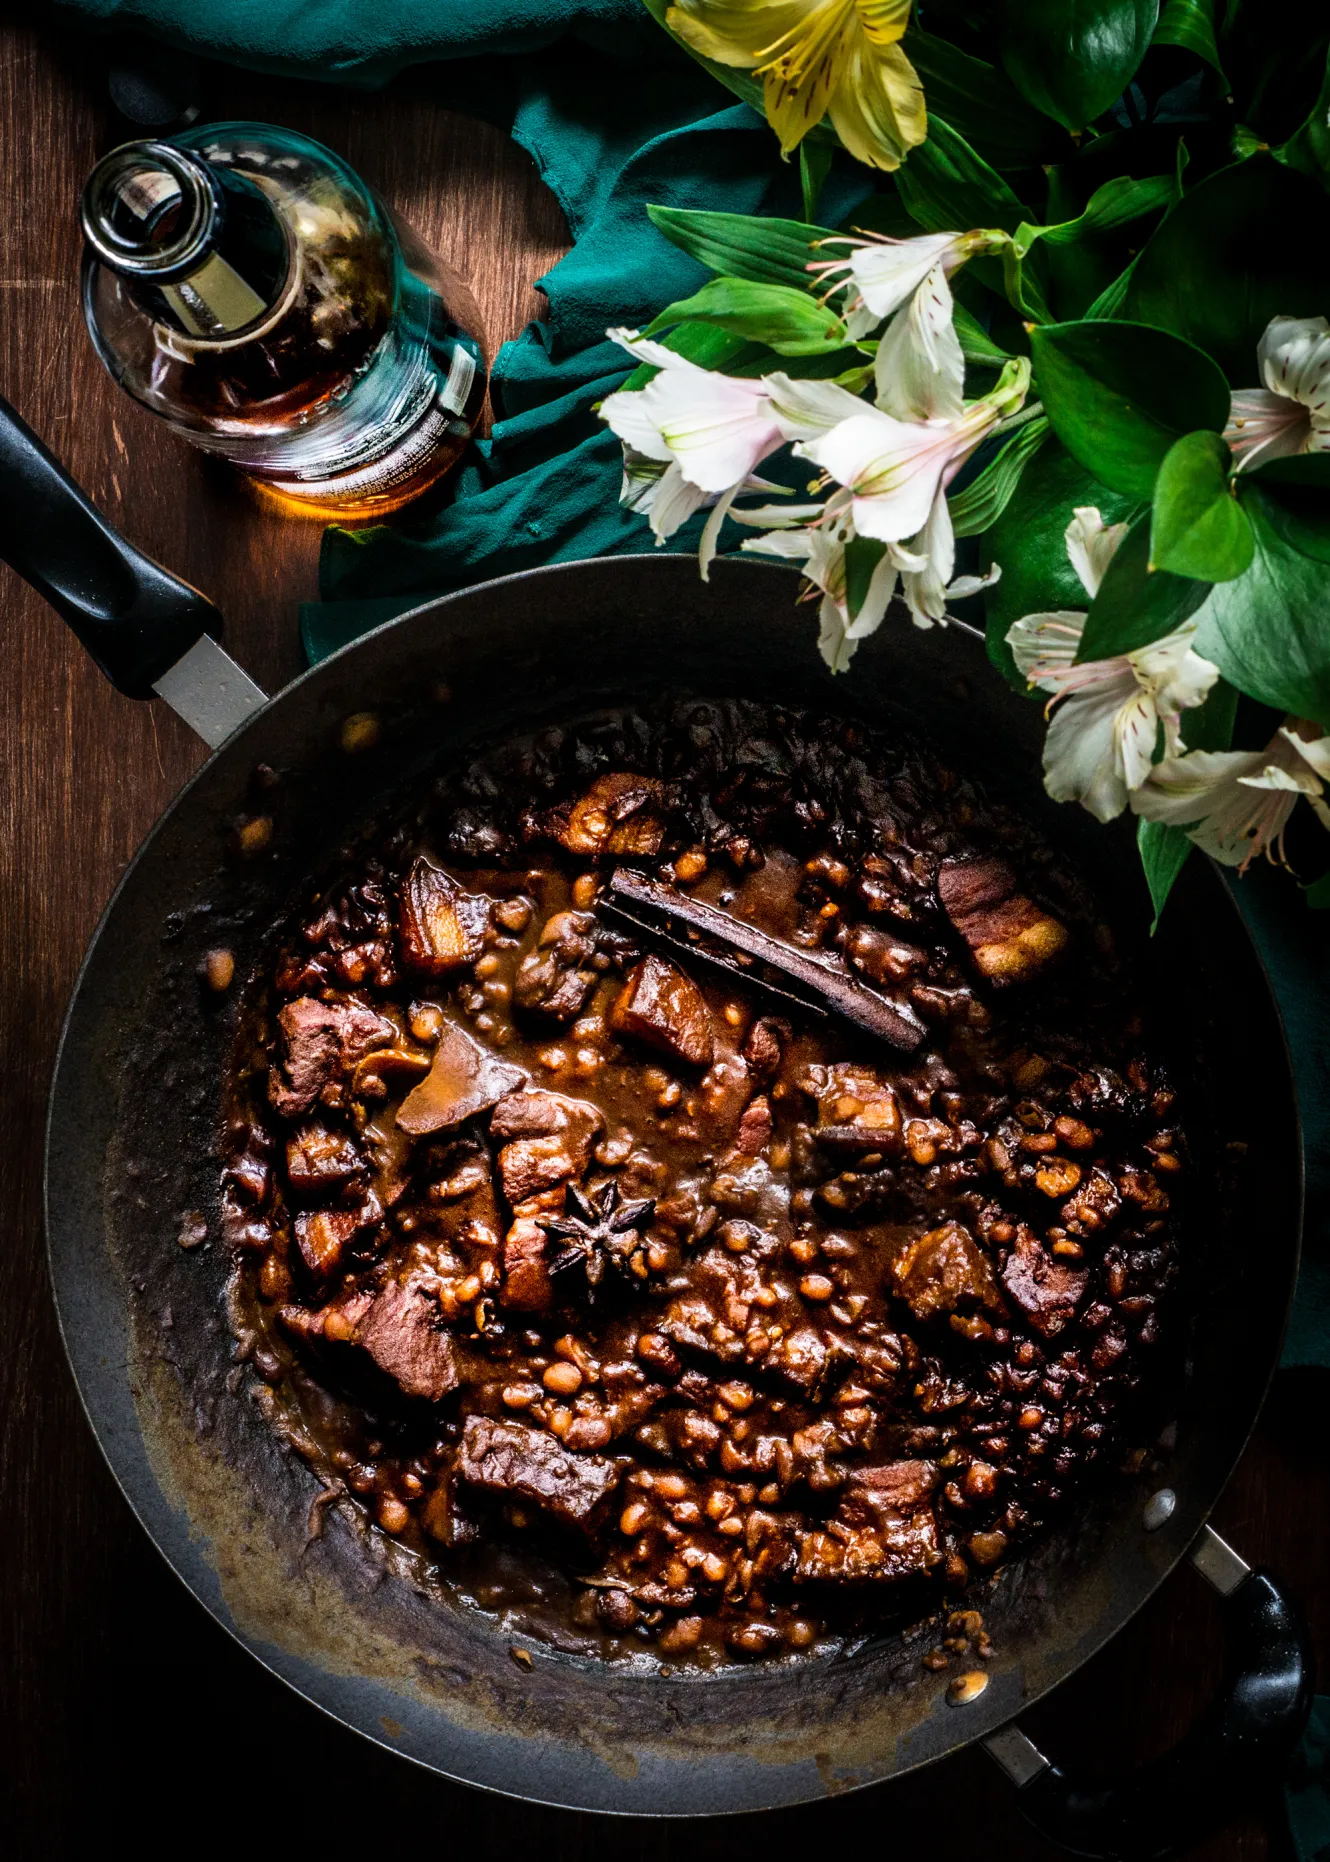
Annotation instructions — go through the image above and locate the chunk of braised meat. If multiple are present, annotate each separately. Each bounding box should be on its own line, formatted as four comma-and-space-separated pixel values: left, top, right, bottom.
1001, 1229, 1088, 1337
891, 1222, 1005, 1325
456, 1415, 622, 1530
802, 1061, 902, 1152
741, 1016, 787, 1082
501, 1212, 555, 1313
796, 1460, 941, 1583
490, 1088, 604, 1204
513, 910, 599, 1024
840, 922, 929, 986
735, 1095, 773, 1156
396, 1022, 526, 1136
356, 1279, 459, 1400
610, 953, 714, 1067
269, 996, 395, 1118
937, 857, 1069, 985
398, 858, 492, 975
294, 1206, 367, 1279
285, 1122, 364, 1198
542, 772, 666, 858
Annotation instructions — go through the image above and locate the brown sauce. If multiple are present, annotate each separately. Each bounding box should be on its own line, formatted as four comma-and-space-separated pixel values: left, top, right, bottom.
222, 698, 1184, 1668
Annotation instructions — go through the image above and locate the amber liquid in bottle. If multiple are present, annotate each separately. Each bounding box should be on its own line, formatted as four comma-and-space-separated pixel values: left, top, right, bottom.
82, 126, 488, 520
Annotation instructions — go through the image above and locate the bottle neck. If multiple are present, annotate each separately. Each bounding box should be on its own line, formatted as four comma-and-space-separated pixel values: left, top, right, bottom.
81, 140, 290, 341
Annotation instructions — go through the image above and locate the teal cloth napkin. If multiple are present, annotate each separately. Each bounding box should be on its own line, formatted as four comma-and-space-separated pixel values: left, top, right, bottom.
56, 1, 1329, 1843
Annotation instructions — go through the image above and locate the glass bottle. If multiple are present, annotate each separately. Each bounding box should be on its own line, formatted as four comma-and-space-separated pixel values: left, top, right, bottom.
80, 124, 488, 521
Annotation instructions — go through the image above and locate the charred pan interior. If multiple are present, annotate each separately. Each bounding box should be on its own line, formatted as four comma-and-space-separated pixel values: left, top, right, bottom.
223, 695, 1187, 1670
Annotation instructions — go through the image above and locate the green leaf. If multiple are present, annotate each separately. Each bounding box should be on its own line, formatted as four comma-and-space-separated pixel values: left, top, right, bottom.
646, 206, 835, 292
953, 304, 1014, 363
1181, 674, 1239, 752
800, 141, 833, 225
1276, 43, 1330, 187
902, 28, 1062, 168
619, 320, 765, 392
1083, 254, 1139, 319
895, 115, 1034, 236
644, 278, 850, 356
999, 0, 1161, 132
894, 117, 1052, 321
1253, 454, 1330, 494
1123, 155, 1330, 382
1078, 512, 1211, 658
1194, 479, 1330, 723
1014, 173, 1176, 255
1137, 820, 1193, 930
981, 435, 1137, 686
1150, 430, 1255, 581
1305, 870, 1330, 908
844, 534, 887, 623
1031, 320, 1231, 500
950, 416, 1051, 537
1153, 0, 1227, 79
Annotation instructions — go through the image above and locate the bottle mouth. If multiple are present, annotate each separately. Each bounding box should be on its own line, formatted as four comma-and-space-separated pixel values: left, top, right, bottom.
81, 141, 222, 283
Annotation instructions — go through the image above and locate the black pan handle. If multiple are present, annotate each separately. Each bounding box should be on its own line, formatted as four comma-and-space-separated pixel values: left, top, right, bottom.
0, 394, 220, 698
985, 1526, 1314, 1860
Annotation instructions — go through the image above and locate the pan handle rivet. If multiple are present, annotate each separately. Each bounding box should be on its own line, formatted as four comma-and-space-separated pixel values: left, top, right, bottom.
1142, 1487, 1176, 1531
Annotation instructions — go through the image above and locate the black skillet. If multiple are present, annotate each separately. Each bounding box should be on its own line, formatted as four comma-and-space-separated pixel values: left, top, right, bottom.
1, 393, 1313, 1856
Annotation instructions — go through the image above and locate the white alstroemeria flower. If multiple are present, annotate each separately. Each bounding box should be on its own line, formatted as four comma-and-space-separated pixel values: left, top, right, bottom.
601, 330, 786, 494
1132, 722, 1330, 870
619, 448, 787, 573
744, 520, 925, 672
810, 227, 1004, 338
1006, 508, 1220, 823
796, 354, 1030, 547
1223, 315, 1330, 470
602, 342, 863, 577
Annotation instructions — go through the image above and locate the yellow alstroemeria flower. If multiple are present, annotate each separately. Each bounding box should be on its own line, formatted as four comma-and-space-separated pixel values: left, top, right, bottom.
666, 0, 925, 171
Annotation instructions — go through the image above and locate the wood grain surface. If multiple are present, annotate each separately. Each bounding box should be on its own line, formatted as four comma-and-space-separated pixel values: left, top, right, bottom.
0, 13, 1322, 1858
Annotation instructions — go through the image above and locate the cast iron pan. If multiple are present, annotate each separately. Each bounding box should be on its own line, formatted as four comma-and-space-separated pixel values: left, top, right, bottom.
0, 396, 1313, 1855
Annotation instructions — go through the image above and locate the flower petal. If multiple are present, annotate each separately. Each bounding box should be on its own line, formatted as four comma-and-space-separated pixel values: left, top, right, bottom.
602, 364, 783, 494
1257, 314, 1330, 409
1006, 611, 1086, 687
1131, 742, 1298, 868
1224, 387, 1310, 470
826, 35, 926, 170
873, 263, 964, 422
760, 0, 858, 155
1042, 672, 1138, 822
1065, 506, 1128, 600
898, 488, 955, 627
766, 371, 869, 439
801, 409, 957, 542
823, 230, 956, 321
664, 0, 818, 68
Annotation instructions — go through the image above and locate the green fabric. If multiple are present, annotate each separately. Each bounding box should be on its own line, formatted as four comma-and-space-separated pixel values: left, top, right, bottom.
1289, 1697, 1330, 1862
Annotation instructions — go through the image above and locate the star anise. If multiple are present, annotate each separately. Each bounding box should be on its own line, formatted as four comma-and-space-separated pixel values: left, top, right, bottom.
538, 1179, 656, 1297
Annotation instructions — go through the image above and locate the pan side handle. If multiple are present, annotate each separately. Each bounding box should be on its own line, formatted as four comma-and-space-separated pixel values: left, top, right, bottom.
985, 1527, 1314, 1860
0, 393, 220, 698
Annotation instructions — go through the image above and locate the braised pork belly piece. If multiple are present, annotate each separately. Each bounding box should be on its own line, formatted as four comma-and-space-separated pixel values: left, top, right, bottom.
225, 699, 1185, 1668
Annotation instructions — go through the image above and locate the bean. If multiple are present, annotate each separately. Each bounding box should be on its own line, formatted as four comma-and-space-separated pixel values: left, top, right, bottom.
572, 873, 599, 909
620, 1501, 649, 1536
377, 1495, 410, 1535
543, 1361, 583, 1396
1054, 1116, 1095, 1151
658, 1616, 703, 1653
799, 1274, 835, 1302
202, 948, 235, 992
340, 711, 381, 754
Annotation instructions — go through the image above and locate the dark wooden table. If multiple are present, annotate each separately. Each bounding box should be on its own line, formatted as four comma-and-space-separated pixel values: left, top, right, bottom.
0, 15, 1323, 1858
